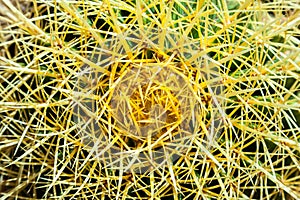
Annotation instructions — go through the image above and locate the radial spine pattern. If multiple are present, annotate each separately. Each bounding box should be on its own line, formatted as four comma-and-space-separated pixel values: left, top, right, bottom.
0, 0, 299, 199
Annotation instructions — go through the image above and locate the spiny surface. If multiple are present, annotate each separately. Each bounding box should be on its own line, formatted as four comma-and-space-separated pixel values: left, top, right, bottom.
0, 0, 299, 199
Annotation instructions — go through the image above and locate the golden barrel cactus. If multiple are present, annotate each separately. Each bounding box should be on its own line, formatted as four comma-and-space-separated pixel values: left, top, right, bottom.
0, 0, 299, 199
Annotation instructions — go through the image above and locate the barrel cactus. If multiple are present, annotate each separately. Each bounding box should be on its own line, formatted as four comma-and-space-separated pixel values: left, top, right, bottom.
0, 0, 299, 199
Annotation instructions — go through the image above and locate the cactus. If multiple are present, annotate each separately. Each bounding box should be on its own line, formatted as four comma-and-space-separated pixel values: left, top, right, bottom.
0, 0, 299, 199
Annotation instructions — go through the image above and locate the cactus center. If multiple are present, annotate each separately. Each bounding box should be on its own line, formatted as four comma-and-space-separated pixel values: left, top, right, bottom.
128, 83, 181, 140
